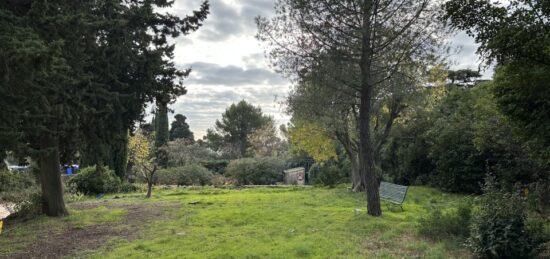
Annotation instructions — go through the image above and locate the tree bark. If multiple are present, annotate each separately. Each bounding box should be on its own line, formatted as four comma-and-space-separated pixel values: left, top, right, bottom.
146, 180, 153, 198
336, 131, 364, 192
39, 134, 68, 217
145, 166, 156, 198
350, 153, 364, 192
359, 92, 382, 216
359, 0, 382, 216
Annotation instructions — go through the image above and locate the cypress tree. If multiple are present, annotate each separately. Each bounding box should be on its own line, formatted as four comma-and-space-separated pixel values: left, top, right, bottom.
0, 0, 209, 216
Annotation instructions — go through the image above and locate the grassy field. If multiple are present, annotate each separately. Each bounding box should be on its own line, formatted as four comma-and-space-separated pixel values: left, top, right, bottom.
0, 186, 471, 258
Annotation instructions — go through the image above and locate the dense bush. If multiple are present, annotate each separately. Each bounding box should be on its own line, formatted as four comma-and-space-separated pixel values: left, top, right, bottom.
155, 164, 213, 186
379, 113, 434, 186
308, 162, 349, 187
163, 139, 220, 167
468, 179, 547, 258
426, 88, 487, 194
0, 169, 36, 196
0, 170, 41, 219
418, 201, 472, 240
68, 166, 122, 195
200, 160, 229, 174
225, 157, 284, 185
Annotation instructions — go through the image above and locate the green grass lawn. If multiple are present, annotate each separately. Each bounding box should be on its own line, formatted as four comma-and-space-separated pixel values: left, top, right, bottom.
0, 186, 471, 258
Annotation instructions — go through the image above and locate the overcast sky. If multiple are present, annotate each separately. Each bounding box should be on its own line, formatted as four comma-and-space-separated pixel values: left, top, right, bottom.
167, 0, 491, 139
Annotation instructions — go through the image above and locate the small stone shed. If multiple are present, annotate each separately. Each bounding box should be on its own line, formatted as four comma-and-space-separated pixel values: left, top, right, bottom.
283, 167, 305, 185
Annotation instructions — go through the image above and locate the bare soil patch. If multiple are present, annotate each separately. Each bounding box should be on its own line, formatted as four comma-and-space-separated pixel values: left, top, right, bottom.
2, 200, 179, 259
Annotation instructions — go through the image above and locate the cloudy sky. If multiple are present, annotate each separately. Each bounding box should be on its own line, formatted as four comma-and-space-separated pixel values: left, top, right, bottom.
167, 0, 491, 139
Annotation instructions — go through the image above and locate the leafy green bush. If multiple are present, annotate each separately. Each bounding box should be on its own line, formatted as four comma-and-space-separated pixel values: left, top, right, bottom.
11, 192, 42, 219
426, 88, 487, 194
468, 179, 546, 258
118, 182, 138, 193
155, 164, 213, 186
200, 160, 229, 174
308, 162, 349, 187
226, 157, 284, 185
418, 201, 472, 240
67, 166, 122, 195
0, 170, 36, 192
0, 170, 41, 219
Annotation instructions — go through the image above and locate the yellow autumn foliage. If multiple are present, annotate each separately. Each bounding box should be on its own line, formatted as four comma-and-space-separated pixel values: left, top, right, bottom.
289, 121, 337, 162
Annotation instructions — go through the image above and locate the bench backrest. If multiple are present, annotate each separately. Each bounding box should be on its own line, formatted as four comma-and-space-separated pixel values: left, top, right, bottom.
379, 181, 408, 204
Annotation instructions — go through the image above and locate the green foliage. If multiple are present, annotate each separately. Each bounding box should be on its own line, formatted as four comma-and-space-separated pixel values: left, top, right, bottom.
472, 83, 544, 188
418, 201, 472, 240
155, 164, 214, 186
163, 139, 219, 167
109, 132, 129, 179
169, 114, 194, 141
447, 69, 481, 85
444, 0, 549, 66
68, 166, 122, 195
200, 160, 229, 174
0, 170, 36, 197
492, 63, 550, 167
468, 179, 547, 258
288, 120, 337, 162
226, 157, 285, 185
308, 160, 350, 187
380, 105, 434, 185
426, 87, 486, 193
155, 102, 170, 168
0, 170, 41, 219
0, 0, 209, 215
205, 100, 271, 157
444, 0, 550, 178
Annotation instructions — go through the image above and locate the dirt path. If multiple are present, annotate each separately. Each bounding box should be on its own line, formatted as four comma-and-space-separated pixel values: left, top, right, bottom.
2, 200, 179, 259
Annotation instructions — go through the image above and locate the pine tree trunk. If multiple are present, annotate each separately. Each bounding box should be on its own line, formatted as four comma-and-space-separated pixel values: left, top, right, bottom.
359, 96, 382, 216
359, 0, 382, 216
39, 134, 68, 217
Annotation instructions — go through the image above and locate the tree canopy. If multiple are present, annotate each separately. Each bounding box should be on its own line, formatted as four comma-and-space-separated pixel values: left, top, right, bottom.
0, 0, 209, 216
170, 114, 194, 142
205, 100, 271, 158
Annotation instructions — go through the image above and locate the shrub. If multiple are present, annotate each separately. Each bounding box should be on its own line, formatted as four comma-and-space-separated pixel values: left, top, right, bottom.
68, 166, 122, 195
11, 192, 42, 219
211, 174, 226, 187
0, 170, 36, 195
308, 162, 349, 187
418, 201, 472, 240
200, 160, 229, 174
426, 88, 487, 194
118, 182, 138, 193
468, 178, 546, 258
155, 164, 213, 186
0, 170, 41, 219
226, 157, 284, 185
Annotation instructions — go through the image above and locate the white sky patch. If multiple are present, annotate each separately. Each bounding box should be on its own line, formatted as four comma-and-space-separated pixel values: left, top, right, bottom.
166, 0, 492, 139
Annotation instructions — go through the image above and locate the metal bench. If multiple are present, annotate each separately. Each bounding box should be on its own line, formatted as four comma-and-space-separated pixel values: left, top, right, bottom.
379, 181, 409, 211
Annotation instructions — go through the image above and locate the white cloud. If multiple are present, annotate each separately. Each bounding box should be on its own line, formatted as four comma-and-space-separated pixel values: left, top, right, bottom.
167, 0, 492, 139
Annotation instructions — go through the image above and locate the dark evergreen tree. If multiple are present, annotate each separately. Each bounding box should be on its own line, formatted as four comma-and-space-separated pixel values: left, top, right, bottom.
170, 114, 194, 141
0, 0, 209, 216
